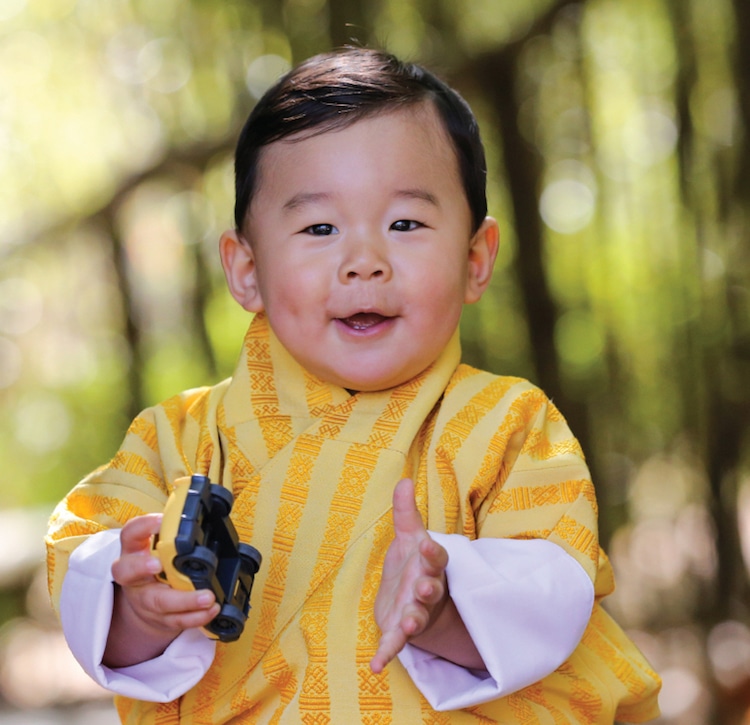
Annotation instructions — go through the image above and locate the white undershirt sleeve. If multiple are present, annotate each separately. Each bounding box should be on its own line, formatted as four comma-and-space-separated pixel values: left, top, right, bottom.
59, 529, 216, 702
397, 532, 595, 711
60, 530, 592, 708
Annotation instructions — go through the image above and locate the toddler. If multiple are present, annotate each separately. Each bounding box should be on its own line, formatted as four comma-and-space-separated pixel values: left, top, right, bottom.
47, 47, 661, 723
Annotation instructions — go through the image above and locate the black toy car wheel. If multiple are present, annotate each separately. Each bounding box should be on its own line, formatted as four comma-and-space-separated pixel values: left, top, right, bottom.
174, 546, 218, 579
209, 484, 234, 519
208, 603, 246, 642
238, 543, 262, 574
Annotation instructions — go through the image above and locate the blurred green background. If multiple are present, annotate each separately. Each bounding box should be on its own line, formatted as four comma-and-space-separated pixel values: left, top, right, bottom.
0, 0, 749, 722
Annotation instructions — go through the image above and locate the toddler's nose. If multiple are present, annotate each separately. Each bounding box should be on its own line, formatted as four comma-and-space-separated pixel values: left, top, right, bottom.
339, 238, 392, 282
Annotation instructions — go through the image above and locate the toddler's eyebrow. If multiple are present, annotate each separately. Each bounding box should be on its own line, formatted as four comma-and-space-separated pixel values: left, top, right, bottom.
395, 188, 440, 207
283, 191, 332, 213
281, 188, 440, 213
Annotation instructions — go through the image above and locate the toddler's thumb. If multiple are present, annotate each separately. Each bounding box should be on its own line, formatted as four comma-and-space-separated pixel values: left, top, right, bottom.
392, 478, 424, 536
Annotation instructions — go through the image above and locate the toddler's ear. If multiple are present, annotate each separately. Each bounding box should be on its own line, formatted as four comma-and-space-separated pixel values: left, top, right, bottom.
219, 230, 265, 312
464, 217, 500, 304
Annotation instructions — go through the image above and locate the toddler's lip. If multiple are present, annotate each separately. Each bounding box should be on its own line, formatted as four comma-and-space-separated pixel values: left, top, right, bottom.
337, 312, 392, 331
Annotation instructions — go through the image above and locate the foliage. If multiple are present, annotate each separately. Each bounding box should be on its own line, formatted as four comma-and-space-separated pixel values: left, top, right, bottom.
1, 0, 750, 721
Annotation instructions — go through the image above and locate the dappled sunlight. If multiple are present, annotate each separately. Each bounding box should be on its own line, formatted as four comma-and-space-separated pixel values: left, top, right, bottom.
0, 512, 117, 719
0, 618, 110, 709
708, 621, 750, 693
658, 663, 711, 723
604, 446, 750, 723
737, 480, 750, 576
245, 55, 292, 98
2, 0, 749, 720
13, 393, 72, 455
606, 449, 717, 629
540, 177, 596, 234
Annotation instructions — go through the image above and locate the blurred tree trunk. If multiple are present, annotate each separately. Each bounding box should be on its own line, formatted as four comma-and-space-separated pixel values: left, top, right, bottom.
478, 49, 561, 400
102, 211, 146, 422
665, 0, 721, 622
731, 0, 750, 202
469, 1, 573, 409
191, 241, 220, 381
470, 1, 597, 531
702, 0, 750, 619
664, 0, 750, 620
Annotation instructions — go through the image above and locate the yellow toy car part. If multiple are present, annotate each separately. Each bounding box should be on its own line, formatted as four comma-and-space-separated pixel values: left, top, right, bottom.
152, 474, 262, 642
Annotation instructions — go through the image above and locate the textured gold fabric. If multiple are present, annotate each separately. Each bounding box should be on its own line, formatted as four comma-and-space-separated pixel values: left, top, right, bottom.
47, 313, 660, 723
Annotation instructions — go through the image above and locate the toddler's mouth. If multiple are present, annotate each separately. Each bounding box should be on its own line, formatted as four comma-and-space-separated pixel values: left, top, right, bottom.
338, 312, 390, 331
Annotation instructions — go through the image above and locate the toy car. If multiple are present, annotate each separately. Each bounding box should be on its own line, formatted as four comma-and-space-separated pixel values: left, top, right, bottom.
152, 474, 262, 642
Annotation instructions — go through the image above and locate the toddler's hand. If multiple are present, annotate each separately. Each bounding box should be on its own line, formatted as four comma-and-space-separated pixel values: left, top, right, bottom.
104, 513, 220, 668
370, 478, 449, 674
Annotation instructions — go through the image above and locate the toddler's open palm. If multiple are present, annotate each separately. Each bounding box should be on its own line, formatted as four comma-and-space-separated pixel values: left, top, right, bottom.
370, 478, 448, 673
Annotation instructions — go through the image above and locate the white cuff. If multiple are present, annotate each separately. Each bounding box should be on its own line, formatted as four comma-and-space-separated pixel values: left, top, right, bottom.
60, 529, 216, 702
398, 534, 594, 711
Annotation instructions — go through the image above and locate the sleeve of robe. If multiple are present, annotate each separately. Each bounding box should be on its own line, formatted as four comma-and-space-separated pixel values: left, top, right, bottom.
406, 377, 660, 721
397, 381, 598, 708
56, 524, 588, 705
45, 387, 225, 699
58, 528, 216, 702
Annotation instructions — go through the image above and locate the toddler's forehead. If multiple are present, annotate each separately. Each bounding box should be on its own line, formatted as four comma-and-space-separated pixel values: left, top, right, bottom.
276, 100, 453, 150
242, 104, 470, 234
258, 102, 455, 173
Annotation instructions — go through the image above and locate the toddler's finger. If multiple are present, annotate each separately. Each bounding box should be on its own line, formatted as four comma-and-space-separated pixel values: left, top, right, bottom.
112, 549, 162, 587
370, 627, 406, 674
418, 536, 448, 575
144, 589, 221, 632
414, 575, 441, 603
371, 602, 427, 673
391, 478, 426, 538
145, 584, 217, 616
119, 513, 163, 555
162, 602, 222, 633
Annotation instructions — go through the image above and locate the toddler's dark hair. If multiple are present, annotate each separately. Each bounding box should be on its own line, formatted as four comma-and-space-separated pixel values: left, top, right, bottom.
234, 47, 488, 233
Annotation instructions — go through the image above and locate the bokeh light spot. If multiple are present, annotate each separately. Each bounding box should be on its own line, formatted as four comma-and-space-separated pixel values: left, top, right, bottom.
14, 393, 72, 453
554, 309, 604, 369
0, 336, 22, 389
0, 277, 43, 335
246, 55, 291, 99
540, 179, 595, 234
658, 666, 703, 718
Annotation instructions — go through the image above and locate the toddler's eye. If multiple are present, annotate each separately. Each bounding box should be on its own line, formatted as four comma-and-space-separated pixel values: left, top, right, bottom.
304, 223, 338, 236
391, 220, 422, 232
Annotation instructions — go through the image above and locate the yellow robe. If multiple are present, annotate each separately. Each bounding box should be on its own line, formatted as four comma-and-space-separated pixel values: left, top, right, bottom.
46, 313, 660, 723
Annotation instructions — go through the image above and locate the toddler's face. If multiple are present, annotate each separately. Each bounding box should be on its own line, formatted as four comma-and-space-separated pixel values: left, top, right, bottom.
224, 103, 497, 391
